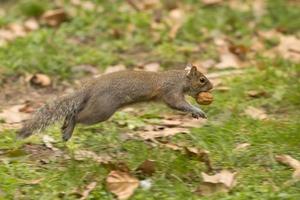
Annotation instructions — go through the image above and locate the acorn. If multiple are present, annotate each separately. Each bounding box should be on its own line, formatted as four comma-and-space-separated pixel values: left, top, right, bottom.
196, 92, 213, 105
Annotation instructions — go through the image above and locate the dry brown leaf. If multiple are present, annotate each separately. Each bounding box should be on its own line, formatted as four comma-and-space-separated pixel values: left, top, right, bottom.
202, 170, 237, 188
214, 86, 230, 92
234, 143, 251, 151
161, 142, 183, 151
103, 161, 131, 173
42, 135, 60, 151
137, 127, 188, 140
160, 114, 207, 128
229, 44, 249, 59
24, 18, 40, 32
246, 90, 267, 98
126, 0, 160, 11
41, 9, 68, 27
252, 0, 266, 20
23, 178, 44, 185
106, 171, 139, 200
277, 35, 300, 62
136, 159, 156, 176
245, 106, 268, 120
29, 73, 52, 87
7, 23, 26, 37
74, 150, 112, 164
72, 64, 99, 75
197, 170, 237, 196
140, 0, 160, 10
80, 182, 97, 200
104, 64, 126, 74
81, 1, 96, 11
215, 52, 241, 69
19, 103, 35, 113
0, 29, 16, 41
184, 147, 212, 171
195, 182, 228, 196
276, 155, 300, 180
168, 8, 185, 39
202, 0, 223, 5
143, 62, 160, 72
0, 105, 31, 123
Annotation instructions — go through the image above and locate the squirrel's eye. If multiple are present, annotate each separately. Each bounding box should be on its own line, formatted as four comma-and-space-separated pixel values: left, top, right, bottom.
200, 77, 206, 83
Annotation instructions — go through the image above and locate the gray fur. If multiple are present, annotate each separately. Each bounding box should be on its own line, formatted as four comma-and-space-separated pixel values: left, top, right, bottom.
18, 68, 213, 141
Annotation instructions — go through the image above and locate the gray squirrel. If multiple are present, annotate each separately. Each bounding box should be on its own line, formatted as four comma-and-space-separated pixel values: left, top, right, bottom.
18, 65, 213, 141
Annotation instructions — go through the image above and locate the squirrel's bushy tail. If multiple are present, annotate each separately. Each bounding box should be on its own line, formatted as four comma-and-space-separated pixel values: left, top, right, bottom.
18, 90, 87, 139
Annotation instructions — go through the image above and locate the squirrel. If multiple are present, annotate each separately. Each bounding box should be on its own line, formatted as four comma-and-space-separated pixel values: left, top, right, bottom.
17, 65, 213, 141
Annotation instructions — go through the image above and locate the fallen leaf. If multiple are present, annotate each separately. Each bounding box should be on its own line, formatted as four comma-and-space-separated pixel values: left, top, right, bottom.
160, 142, 183, 151
246, 90, 267, 98
0, 29, 16, 41
29, 73, 52, 87
140, 0, 160, 10
141, 62, 160, 72
24, 18, 40, 32
160, 114, 207, 128
104, 64, 126, 74
234, 143, 251, 151
252, 0, 266, 20
137, 127, 188, 140
80, 182, 97, 200
202, 0, 223, 5
196, 170, 237, 196
184, 147, 212, 171
0, 105, 30, 123
229, 44, 249, 59
214, 86, 230, 92
199, 59, 216, 70
7, 23, 26, 37
245, 106, 268, 120
72, 64, 99, 75
277, 35, 300, 62
106, 171, 139, 200
276, 155, 300, 181
23, 178, 44, 185
136, 159, 156, 176
168, 8, 185, 39
74, 150, 112, 164
215, 52, 241, 69
81, 1, 96, 11
19, 102, 35, 113
42, 135, 60, 151
202, 170, 237, 188
103, 161, 131, 173
41, 9, 68, 27
195, 182, 228, 196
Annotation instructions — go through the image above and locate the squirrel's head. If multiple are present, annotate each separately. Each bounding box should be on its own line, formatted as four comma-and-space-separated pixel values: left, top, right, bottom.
185, 65, 213, 97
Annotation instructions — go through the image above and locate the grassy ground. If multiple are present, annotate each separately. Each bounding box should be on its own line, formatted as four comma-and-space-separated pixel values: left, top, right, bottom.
0, 0, 300, 199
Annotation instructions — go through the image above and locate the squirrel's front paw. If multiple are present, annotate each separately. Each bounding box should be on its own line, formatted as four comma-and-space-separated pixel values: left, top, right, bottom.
192, 111, 207, 119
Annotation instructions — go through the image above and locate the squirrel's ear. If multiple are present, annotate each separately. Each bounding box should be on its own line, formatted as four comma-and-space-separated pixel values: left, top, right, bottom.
186, 65, 198, 78
185, 63, 193, 71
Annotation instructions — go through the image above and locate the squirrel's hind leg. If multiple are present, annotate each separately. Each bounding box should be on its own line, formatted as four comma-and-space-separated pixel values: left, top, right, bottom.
61, 114, 77, 141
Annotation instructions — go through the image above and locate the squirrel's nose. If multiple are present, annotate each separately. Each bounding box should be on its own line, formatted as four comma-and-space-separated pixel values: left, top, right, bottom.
207, 81, 213, 91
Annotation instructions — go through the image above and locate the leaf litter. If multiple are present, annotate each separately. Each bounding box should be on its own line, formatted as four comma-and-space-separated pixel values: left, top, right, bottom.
244, 106, 268, 120
275, 155, 300, 181
106, 170, 140, 200
196, 170, 237, 196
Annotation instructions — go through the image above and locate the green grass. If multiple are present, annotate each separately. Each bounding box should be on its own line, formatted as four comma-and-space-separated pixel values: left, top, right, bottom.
1, 0, 300, 199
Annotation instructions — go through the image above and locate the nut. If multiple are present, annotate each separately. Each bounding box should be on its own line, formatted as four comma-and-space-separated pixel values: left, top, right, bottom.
196, 92, 213, 105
